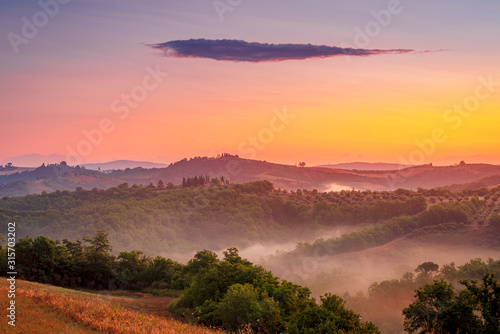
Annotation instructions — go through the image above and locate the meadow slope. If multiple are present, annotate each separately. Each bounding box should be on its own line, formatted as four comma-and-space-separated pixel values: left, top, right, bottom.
0, 279, 221, 334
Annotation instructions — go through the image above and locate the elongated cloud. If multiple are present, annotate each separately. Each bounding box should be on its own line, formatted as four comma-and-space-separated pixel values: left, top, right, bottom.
149, 39, 415, 62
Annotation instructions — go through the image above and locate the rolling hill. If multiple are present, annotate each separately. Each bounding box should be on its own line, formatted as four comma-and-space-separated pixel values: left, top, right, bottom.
82, 160, 169, 171
317, 162, 414, 171
1, 155, 500, 197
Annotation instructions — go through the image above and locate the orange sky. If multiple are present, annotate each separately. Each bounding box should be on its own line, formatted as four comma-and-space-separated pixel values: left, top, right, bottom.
1, 1, 499, 166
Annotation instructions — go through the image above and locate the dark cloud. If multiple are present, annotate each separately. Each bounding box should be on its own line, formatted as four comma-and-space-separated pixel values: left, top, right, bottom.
148, 39, 416, 62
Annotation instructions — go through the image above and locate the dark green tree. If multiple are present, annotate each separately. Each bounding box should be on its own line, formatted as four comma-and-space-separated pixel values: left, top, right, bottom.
461, 274, 500, 334
82, 230, 116, 289
403, 279, 483, 334
216, 283, 279, 332
416, 262, 440, 275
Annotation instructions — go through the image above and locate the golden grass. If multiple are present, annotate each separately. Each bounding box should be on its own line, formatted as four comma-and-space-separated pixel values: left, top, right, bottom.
0, 280, 222, 334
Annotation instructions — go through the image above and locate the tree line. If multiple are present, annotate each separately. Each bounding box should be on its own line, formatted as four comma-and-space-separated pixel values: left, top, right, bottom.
282, 196, 482, 260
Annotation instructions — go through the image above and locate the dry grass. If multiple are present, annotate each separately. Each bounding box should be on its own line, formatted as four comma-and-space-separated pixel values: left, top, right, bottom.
0, 280, 222, 334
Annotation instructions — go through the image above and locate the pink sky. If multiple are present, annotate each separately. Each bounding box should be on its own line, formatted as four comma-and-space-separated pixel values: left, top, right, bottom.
1, 1, 499, 166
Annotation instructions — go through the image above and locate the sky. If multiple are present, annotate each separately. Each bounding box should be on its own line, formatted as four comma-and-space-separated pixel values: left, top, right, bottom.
1, 0, 500, 166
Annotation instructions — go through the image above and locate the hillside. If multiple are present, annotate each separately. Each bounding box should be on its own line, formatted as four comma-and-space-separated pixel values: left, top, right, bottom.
382, 163, 500, 190
445, 174, 500, 192
2, 155, 500, 197
2, 178, 499, 257
0, 162, 124, 196
318, 162, 414, 171
0, 279, 221, 334
82, 160, 169, 171
107, 155, 388, 191
0, 181, 432, 256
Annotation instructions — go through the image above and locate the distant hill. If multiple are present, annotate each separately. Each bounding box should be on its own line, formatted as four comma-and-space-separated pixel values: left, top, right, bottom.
1, 155, 500, 197
107, 155, 390, 192
0, 153, 66, 167
82, 160, 169, 171
444, 174, 500, 192
318, 162, 414, 171
383, 163, 500, 190
0, 166, 35, 176
0, 162, 123, 197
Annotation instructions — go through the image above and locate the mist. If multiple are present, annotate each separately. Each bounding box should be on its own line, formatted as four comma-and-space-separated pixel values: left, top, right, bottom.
324, 183, 353, 192
217, 229, 500, 334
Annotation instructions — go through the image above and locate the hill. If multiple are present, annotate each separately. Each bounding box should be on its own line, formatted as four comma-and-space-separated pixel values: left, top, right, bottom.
0, 162, 123, 197
82, 160, 169, 171
445, 174, 500, 192
0, 279, 220, 334
382, 163, 500, 190
0, 153, 66, 167
0, 166, 35, 176
318, 162, 413, 171
70, 157, 500, 193
1, 155, 500, 197
1, 178, 498, 257
0, 180, 432, 256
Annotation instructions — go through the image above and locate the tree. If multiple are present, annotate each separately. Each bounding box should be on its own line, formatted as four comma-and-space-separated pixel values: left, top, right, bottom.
15, 236, 36, 279
461, 274, 500, 333
83, 230, 112, 254
31, 236, 57, 283
440, 262, 458, 282
288, 293, 380, 334
223, 247, 250, 265
489, 214, 500, 231
298, 162, 306, 167
0, 234, 7, 275
82, 230, 116, 289
216, 283, 279, 332
116, 250, 151, 288
403, 279, 484, 334
185, 250, 218, 273
415, 262, 440, 275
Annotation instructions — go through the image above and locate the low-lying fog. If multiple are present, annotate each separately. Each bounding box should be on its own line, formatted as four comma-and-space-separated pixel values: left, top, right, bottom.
239, 232, 500, 334
162, 225, 500, 334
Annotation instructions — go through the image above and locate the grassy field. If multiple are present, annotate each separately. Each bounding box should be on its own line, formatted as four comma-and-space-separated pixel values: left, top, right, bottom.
0, 279, 222, 334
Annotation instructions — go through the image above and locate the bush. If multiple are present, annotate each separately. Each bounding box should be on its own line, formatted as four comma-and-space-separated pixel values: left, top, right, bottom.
216, 283, 280, 332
